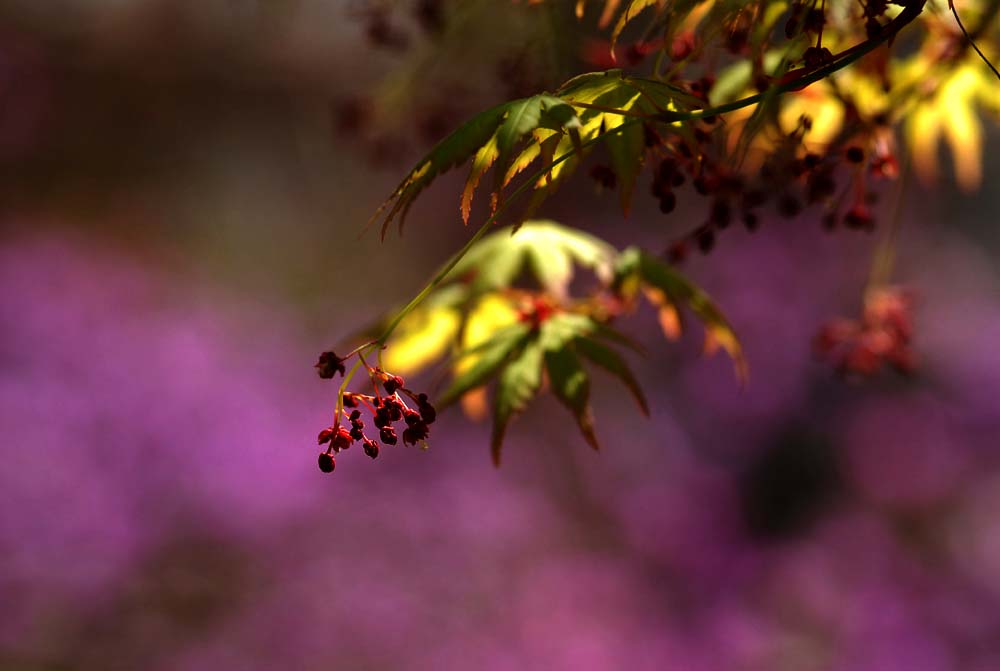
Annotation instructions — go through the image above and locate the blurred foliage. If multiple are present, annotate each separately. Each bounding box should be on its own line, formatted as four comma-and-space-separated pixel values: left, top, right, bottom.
317, 0, 1000, 467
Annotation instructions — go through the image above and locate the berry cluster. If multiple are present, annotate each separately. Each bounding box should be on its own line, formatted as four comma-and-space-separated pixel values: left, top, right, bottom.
314, 349, 436, 474
642, 109, 898, 262
813, 286, 916, 377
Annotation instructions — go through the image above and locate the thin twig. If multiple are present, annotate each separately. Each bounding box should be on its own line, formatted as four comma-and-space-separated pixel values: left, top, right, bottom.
949, 0, 1000, 81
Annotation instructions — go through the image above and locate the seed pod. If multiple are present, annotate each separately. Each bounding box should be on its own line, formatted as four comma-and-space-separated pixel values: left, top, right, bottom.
803, 46, 832, 68
664, 240, 685, 264
315, 351, 346, 379
844, 206, 874, 231
589, 164, 617, 189
318, 452, 336, 473
777, 194, 802, 218
659, 192, 677, 214
696, 227, 716, 254
710, 199, 732, 229
384, 375, 405, 394
741, 190, 768, 209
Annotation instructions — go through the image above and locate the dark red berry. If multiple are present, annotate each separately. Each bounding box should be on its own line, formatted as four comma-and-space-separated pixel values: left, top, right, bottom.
658, 158, 678, 178
414, 0, 445, 34
785, 8, 803, 38
589, 164, 617, 189
332, 426, 354, 452
315, 351, 346, 379
696, 227, 716, 254
804, 8, 826, 32
710, 199, 732, 228
318, 452, 336, 473
777, 194, 802, 218
844, 205, 874, 231
363, 438, 380, 459
402, 424, 429, 446
806, 171, 837, 203
624, 43, 647, 65
643, 123, 660, 148
803, 46, 832, 69
380, 427, 398, 445
671, 31, 695, 60
384, 375, 405, 394
667, 241, 688, 264
659, 192, 677, 214
742, 190, 768, 209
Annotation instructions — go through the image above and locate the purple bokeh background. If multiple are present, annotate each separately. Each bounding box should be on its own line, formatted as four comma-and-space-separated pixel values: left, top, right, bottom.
2, 3, 1000, 669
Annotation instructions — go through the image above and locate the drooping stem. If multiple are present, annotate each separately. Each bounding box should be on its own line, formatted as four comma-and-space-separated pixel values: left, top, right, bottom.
867, 152, 910, 291
949, 0, 1000, 81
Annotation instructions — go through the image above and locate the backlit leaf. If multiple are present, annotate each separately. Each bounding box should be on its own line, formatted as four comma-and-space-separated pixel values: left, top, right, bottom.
545, 346, 599, 451
491, 338, 545, 465
538, 312, 596, 351
616, 248, 747, 382
372, 101, 511, 238
439, 322, 532, 407
610, 0, 665, 55
461, 135, 500, 224
574, 336, 649, 416
383, 306, 462, 376
494, 95, 581, 202
448, 221, 616, 296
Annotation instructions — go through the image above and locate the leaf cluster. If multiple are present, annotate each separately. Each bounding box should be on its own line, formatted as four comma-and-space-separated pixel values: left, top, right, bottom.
370, 70, 700, 238
370, 221, 744, 463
